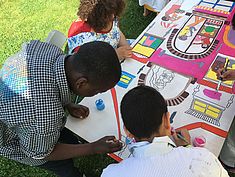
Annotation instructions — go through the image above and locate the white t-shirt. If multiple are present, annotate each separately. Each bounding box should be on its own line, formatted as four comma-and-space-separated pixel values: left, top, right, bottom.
102, 136, 229, 177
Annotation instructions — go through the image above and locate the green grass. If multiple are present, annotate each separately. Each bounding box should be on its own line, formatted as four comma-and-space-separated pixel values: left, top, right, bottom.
0, 0, 155, 176
0, 0, 78, 64
120, 0, 155, 39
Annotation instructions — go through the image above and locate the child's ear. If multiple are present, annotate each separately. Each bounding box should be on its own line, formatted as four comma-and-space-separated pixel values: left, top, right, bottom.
123, 126, 134, 139
75, 77, 88, 89
163, 112, 171, 132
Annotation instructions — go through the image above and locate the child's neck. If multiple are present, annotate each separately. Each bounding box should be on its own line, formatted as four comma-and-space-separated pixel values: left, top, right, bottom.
135, 133, 168, 143
101, 21, 113, 33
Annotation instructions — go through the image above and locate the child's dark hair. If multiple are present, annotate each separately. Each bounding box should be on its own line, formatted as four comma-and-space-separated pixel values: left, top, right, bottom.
232, 13, 235, 30
121, 85, 168, 139
72, 41, 121, 85
77, 0, 125, 32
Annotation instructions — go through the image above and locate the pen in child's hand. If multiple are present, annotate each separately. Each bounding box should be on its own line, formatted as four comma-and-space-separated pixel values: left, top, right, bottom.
176, 132, 189, 145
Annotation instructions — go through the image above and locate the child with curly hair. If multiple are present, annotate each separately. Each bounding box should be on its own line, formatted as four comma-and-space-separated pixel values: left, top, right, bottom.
67, 0, 132, 60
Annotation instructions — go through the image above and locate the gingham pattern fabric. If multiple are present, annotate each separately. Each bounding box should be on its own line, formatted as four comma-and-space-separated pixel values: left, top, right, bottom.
0, 40, 71, 166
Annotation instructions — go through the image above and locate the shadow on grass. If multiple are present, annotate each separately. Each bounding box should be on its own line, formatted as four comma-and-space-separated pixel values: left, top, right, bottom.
74, 154, 117, 177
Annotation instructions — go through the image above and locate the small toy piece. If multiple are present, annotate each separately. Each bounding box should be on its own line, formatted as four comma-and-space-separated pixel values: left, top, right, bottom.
95, 99, 105, 111
193, 136, 206, 147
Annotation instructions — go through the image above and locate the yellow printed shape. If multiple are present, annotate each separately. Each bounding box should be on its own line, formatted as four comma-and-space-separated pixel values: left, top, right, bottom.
205, 109, 219, 119
231, 63, 235, 69
194, 100, 206, 108
120, 78, 130, 84
194, 105, 206, 113
122, 75, 131, 80
139, 36, 147, 45
208, 105, 220, 113
132, 44, 155, 57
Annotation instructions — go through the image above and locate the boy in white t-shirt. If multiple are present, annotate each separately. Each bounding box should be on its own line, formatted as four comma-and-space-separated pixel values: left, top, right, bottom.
101, 85, 229, 177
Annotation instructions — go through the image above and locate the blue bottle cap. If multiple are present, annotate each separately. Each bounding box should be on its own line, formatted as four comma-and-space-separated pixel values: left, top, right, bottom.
95, 99, 105, 110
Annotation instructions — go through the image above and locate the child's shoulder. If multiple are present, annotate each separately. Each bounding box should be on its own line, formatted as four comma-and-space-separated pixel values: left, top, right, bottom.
68, 18, 91, 38
102, 157, 137, 177
175, 147, 227, 176
175, 146, 216, 159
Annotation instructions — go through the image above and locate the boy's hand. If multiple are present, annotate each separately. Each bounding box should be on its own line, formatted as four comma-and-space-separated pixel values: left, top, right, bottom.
91, 136, 123, 154
217, 69, 235, 81
66, 103, 89, 119
116, 46, 132, 60
172, 129, 191, 147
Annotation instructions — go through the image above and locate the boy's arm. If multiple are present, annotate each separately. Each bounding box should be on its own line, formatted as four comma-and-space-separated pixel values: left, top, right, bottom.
44, 136, 122, 161
18, 123, 122, 162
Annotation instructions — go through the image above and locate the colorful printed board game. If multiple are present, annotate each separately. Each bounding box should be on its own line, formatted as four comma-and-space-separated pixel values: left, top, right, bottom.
66, 0, 235, 161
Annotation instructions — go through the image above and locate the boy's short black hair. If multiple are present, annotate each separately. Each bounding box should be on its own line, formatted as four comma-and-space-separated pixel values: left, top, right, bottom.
72, 41, 121, 86
121, 85, 168, 139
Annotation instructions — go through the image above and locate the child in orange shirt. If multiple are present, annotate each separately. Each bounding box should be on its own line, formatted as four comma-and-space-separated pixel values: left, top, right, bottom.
68, 0, 132, 60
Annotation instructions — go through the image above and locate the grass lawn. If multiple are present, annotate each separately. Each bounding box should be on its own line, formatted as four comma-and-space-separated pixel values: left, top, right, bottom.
1, 0, 234, 177
0, 0, 155, 176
